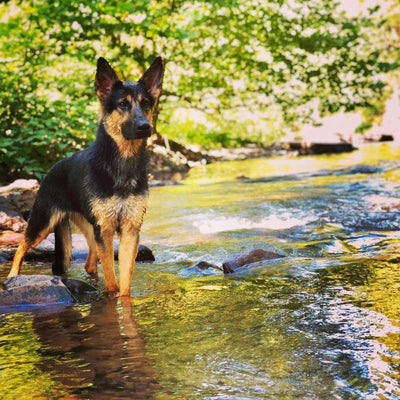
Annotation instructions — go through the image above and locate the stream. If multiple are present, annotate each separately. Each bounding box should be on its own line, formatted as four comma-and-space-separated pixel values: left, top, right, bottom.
1, 143, 400, 399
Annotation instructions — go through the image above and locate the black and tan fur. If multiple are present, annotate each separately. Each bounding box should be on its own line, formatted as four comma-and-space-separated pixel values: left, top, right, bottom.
8, 57, 164, 297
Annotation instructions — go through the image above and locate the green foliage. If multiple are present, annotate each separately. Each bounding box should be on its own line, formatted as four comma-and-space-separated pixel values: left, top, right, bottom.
161, 120, 256, 148
358, 1, 400, 126
355, 122, 373, 134
159, 109, 280, 148
0, 0, 397, 183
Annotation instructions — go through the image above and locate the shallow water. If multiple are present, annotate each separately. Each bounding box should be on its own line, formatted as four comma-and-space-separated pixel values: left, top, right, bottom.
1, 143, 400, 399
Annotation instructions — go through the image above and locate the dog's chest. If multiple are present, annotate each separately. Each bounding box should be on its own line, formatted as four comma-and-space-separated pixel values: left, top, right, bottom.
90, 193, 148, 230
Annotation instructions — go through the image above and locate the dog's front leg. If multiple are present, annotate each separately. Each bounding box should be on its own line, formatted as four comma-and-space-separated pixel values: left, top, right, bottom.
95, 228, 119, 293
118, 228, 140, 297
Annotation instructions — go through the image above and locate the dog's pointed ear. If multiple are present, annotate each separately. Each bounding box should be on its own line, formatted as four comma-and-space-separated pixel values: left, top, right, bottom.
138, 57, 164, 100
95, 57, 119, 101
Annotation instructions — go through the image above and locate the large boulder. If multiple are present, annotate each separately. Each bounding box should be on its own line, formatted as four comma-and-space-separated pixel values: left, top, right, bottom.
222, 249, 284, 274
0, 275, 98, 308
0, 211, 27, 233
0, 179, 39, 219
0, 179, 38, 238
0, 275, 74, 307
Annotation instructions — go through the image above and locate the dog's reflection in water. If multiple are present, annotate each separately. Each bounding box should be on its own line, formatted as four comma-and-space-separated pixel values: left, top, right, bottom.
32, 298, 158, 399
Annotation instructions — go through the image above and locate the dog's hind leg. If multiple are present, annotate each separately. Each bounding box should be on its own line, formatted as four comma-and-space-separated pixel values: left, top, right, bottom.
52, 217, 72, 276
84, 249, 98, 275
71, 212, 98, 274
8, 207, 65, 278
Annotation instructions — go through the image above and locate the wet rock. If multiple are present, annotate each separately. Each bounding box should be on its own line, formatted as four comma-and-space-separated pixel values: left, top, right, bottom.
236, 174, 250, 180
0, 251, 8, 264
222, 249, 284, 274
61, 278, 97, 296
180, 261, 222, 278
0, 275, 98, 307
61, 278, 98, 302
196, 261, 220, 270
0, 275, 75, 307
135, 244, 156, 262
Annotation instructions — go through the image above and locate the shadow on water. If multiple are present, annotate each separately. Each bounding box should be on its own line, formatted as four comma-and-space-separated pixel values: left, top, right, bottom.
0, 298, 158, 400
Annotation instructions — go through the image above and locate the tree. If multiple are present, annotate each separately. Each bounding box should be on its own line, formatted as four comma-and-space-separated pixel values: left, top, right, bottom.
0, 0, 397, 182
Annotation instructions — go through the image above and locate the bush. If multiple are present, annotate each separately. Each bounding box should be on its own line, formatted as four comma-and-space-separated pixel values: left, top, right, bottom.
0, 68, 96, 184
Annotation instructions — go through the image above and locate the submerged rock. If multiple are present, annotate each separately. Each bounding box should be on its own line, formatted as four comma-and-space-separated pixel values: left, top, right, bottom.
180, 261, 222, 278
0, 275, 98, 307
222, 249, 284, 274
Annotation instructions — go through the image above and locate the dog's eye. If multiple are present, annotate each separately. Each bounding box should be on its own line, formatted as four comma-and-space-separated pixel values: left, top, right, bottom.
140, 99, 151, 109
118, 100, 130, 110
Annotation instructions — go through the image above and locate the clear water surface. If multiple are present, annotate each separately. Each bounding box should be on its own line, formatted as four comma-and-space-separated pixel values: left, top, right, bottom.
1, 143, 400, 399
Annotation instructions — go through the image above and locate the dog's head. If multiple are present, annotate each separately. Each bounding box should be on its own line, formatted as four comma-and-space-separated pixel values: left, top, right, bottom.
95, 57, 164, 142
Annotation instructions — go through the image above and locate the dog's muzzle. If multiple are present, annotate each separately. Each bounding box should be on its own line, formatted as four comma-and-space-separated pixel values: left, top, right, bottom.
135, 121, 152, 139
121, 119, 152, 140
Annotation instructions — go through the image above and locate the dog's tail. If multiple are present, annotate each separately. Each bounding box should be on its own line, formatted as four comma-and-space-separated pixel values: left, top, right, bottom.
52, 217, 72, 275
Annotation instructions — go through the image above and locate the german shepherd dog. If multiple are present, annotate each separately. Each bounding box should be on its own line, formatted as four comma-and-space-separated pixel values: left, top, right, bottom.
7, 57, 164, 297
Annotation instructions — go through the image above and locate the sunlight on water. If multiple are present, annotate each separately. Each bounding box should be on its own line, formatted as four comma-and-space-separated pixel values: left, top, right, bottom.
1, 143, 400, 399
191, 212, 317, 234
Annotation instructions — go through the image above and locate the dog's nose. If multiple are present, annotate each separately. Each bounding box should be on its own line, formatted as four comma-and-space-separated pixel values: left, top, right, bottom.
137, 122, 151, 132
136, 122, 151, 137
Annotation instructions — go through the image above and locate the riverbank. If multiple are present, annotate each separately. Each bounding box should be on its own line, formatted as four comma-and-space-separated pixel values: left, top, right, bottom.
148, 138, 358, 183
